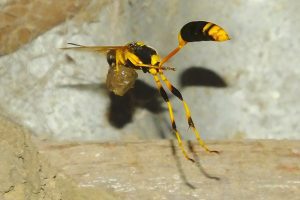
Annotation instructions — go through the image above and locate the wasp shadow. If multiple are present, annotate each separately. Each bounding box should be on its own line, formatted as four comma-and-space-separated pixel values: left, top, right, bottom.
57, 82, 102, 92
57, 80, 166, 129
170, 140, 196, 189
179, 66, 227, 88
107, 80, 166, 128
187, 141, 220, 181
170, 140, 220, 189
57, 66, 227, 131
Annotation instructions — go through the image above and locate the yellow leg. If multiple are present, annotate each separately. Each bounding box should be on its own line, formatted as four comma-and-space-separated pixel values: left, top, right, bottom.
126, 53, 175, 71
159, 71, 218, 154
138, 63, 176, 71
150, 69, 194, 162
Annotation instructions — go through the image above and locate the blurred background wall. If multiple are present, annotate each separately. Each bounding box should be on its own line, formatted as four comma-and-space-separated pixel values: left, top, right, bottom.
0, 0, 299, 141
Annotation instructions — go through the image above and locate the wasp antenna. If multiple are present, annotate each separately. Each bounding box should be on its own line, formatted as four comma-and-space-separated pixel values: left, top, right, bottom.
67, 42, 84, 47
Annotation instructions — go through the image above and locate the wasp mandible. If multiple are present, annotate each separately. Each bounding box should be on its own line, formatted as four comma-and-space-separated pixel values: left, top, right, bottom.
62, 21, 230, 162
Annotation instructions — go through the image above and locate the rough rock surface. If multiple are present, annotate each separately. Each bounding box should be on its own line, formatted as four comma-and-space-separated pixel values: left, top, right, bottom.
38, 139, 300, 200
0, 115, 299, 199
0, 115, 117, 200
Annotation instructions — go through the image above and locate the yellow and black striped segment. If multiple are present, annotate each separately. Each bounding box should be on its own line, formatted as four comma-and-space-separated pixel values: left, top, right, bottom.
150, 68, 195, 162
179, 21, 230, 44
159, 21, 230, 68
149, 68, 218, 162
123, 42, 160, 72
158, 71, 218, 154
123, 42, 175, 72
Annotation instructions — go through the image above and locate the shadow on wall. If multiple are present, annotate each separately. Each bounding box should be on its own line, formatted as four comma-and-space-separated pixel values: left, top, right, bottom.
107, 80, 165, 128
180, 66, 227, 88
108, 66, 227, 128
58, 66, 227, 129
169, 140, 221, 189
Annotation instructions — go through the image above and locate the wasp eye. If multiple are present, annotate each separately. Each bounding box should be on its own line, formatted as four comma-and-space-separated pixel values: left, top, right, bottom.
128, 42, 136, 48
107, 50, 116, 66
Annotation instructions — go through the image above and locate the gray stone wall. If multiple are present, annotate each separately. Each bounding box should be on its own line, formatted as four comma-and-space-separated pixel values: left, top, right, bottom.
0, 0, 299, 140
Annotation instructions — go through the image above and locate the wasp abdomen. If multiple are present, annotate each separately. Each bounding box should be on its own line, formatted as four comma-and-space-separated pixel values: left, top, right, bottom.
180, 21, 230, 43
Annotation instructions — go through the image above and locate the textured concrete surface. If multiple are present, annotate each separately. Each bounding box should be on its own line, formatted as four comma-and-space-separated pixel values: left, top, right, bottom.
37, 139, 300, 200
1, 115, 299, 199
0, 0, 299, 141
0, 115, 117, 200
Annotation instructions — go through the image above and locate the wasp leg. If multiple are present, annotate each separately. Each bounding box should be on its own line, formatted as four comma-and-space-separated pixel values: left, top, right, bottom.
159, 71, 219, 154
125, 53, 175, 71
138, 63, 176, 71
149, 69, 194, 162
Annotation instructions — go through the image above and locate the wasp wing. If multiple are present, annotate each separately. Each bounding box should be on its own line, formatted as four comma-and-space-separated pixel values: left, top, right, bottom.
61, 43, 125, 53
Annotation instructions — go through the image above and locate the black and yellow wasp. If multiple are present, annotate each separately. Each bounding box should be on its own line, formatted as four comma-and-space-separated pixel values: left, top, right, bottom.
62, 21, 230, 162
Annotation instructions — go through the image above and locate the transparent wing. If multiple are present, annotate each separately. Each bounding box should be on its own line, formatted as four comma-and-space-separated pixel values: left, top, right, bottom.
61, 42, 125, 53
